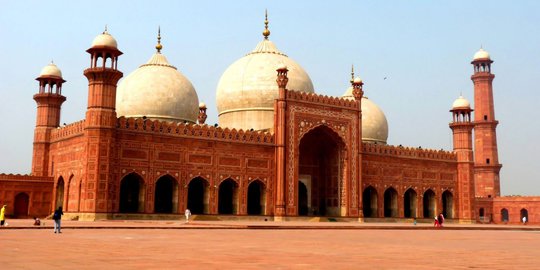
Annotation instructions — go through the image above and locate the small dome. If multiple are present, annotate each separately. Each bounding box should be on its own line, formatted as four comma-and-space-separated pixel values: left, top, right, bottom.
473, 48, 490, 60
353, 77, 362, 84
452, 95, 470, 109
91, 30, 118, 48
216, 39, 314, 130
343, 87, 389, 144
116, 53, 199, 123
199, 102, 207, 109
39, 62, 62, 78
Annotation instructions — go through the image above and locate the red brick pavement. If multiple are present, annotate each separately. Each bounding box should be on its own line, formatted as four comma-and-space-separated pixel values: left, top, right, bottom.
1, 220, 539, 269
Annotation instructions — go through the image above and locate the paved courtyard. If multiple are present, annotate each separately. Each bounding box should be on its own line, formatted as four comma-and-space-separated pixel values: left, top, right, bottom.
1, 220, 539, 269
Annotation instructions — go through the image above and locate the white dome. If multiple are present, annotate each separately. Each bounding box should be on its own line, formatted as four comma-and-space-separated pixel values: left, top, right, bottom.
216, 39, 314, 130
116, 53, 199, 123
39, 62, 62, 78
473, 48, 490, 60
343, 87, 389, 144
91, 31, 118, 48
452, 95, 470, 109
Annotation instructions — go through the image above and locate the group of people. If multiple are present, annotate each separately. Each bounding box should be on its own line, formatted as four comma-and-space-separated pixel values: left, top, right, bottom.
434, 213, 445, 227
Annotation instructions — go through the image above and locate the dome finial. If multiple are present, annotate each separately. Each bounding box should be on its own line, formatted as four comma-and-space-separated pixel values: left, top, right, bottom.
103, 24, 108, 34
263, 9, 270, 40
156, 26, 163, 53
350, 64, 355, 84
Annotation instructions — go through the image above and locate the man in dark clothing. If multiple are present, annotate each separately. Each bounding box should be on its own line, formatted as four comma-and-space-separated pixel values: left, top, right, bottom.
53, 207, 63, 233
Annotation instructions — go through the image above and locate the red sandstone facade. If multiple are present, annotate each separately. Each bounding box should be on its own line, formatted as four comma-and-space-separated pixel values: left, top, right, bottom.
0, 32, 538, 224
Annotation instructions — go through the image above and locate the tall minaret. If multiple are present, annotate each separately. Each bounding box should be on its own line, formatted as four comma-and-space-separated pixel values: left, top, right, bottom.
82, 27, 123, 214
471, 48, 502, 198
450, 95, 476, 222
32, 62, 66, 176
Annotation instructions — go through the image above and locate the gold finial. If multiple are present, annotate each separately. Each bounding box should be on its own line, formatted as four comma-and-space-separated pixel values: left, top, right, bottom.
156, 26, 163, 53
350, 64, 355, 84
103, 24, 108, 34
263, 9, 270, 39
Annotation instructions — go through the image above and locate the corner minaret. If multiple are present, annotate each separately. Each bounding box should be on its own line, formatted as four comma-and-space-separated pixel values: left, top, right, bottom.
82, 28, 123, 216
32, 62, 66, 176
471, 48, 502, 198
450, 95, 476, 222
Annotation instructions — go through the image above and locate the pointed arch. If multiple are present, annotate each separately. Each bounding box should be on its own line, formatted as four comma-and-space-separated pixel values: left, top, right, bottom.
14, 192, 29, 217
247, 180, 266, 215
119, 172, 145, 213
384, 187, 398, 217
218, 178, 239, 214
66, 174, 75, 212
520, 208, 529, 222
55, 176, 65, 210
442, 190, 454, 219
404, 188, 417, 218
187, 177, 210, 214
500, 208, 509, 223
362, 186, 378, 218
423, 189, 436, 218
299, 125, 346, 217
154, 174, 179, 214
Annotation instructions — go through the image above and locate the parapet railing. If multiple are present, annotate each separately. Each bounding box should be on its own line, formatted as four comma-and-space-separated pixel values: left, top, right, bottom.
363, 142, 456, 161
286, 89, 358, 109
116, 117, 275, 145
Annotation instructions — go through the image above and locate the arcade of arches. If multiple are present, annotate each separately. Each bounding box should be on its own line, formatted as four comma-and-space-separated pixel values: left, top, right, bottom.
362, 186, 454, 219
114, 173, 268, 215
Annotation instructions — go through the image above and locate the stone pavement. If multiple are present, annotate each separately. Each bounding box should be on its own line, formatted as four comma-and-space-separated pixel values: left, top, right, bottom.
1, 219, 539, 269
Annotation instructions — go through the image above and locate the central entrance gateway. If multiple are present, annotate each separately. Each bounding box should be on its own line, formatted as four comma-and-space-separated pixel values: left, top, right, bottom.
298, 126, 345, 217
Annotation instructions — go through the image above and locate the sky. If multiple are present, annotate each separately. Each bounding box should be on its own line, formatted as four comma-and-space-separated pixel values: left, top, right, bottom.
0, 1, 539, 195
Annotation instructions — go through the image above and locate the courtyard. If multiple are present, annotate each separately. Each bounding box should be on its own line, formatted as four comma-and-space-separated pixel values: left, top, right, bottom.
1, 220, 539, 269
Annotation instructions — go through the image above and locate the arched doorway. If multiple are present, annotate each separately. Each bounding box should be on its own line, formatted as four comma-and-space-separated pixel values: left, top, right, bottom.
298, 181, 309, 216
154, 175, 178, 213
298, 126, 345, 217
384, 187, 398, 217
362, 186, 378, 218
423, 189, 436, 218
520, 209, 529, 222
501, 208, 509, 222
187, 177, 210, 214
66, 175, 74, 212
404, 188, 417, 218
479, 208, 485, 218
55, 177, 65, 210
119, 173, 145, 213
247, 180, 266, 215
14, 193, 29, 217
442, 190, 454, 219
218, 178, 239, 214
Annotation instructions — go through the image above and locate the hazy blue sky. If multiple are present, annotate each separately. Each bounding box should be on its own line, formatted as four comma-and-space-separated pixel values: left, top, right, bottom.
0, 1, 538, 195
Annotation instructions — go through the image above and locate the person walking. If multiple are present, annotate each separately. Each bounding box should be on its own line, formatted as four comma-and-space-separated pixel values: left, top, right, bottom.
185, 208, 191, 223
0, 205, 6, 226
438, 213, 445, 227
522, 216, 527, 225
53, 206, 64, 233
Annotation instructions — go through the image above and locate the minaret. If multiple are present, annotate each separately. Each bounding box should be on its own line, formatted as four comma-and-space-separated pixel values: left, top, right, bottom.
471, 48, 502, 198
450, 95, 476, 223
82, 27, 123, 215
32, 62, 66, 176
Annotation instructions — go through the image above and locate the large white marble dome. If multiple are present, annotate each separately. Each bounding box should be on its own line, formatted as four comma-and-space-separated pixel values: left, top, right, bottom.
342, 86, 389, 144
116, 48, 199, 123
216, 28, 314, 131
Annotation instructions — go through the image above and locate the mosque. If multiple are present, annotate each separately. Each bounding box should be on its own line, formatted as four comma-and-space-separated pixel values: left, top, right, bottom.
0, 15, 538, 224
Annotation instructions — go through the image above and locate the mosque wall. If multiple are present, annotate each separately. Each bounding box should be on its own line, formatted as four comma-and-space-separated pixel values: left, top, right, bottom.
477, 197, 540, 225
362, 144, 458, 219
113, 119, 276, 215
0, 174, 53, 217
